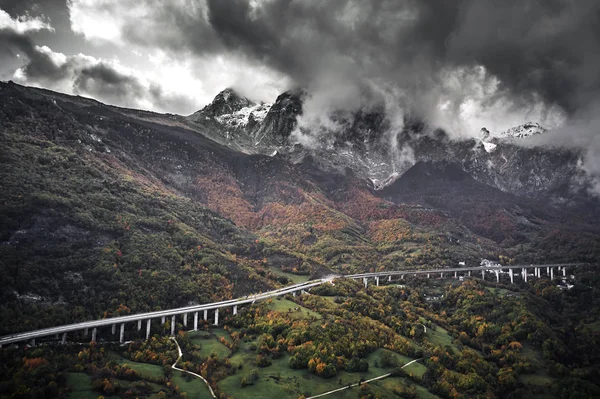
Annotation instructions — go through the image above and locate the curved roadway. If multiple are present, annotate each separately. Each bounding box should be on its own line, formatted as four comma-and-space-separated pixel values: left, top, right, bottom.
0, 263, 589, 347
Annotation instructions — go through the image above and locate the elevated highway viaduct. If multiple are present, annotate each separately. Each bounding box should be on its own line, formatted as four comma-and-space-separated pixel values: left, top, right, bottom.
0, 263, 590, 347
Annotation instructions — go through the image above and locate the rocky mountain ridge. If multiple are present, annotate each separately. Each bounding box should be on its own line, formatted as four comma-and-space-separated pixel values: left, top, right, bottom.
2, 80, 600, 334
189, 88, 591, 206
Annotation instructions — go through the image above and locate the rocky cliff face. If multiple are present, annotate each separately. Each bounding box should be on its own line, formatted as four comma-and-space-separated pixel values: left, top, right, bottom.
252, 89, 304, 147
188, 89, 592, 206
2, 81, 599, 326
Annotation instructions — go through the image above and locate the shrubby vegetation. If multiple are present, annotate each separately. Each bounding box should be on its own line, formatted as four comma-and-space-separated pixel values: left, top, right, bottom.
2, 82, 600, 398
3, 271, 600, 398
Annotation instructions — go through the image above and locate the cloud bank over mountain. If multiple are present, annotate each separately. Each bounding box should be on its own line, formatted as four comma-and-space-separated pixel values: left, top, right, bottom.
1, 0, 599, 157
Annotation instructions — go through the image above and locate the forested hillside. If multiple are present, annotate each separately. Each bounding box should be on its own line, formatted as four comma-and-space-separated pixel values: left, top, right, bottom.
1, 82, 600, 399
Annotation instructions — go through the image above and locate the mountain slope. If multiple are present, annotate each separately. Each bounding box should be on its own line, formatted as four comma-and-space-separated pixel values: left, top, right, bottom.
1, 81, 599, 335
188, 89, 593, 205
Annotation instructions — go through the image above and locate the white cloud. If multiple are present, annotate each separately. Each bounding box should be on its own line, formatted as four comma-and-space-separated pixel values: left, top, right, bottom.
12, 43, 201, 114
67, 0, 146, 43
427, 66, 567, 138
36, 45, 67, 65
0, 8, 54, 34
66, 0, 287, 108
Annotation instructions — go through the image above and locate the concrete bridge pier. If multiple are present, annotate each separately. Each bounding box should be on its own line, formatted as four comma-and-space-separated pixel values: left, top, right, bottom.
171, 316, 176, 336
161, 316, 165, 325
183, 313, 188, 328
522, 268, 528, 282
204, 309, 208, 320
61, 333, 67, 345
233, 305, 238, 315
137, 320, 142, 331
481, 270, 485, 280
375, 276, 380, 286
468, 271, 471, 277
440, 273, 444, 279
388, 275, 392, 282
112, 324, 116, 335
454, 271, 457, 278
509, 269, 514, 284
427, 273, 430, 279
30, 339, 35, 347
562, 267, 566, 276
84, 328, 88, 337
146, 319, 151, 340
214, 309, 219, 326
119, 323, 125, 344
194, 312, 198, 331
292, 291, 296, 297
91, 328, 97, 343
401, 274, 404, 280
550, 267, 554, 280
495, 270, 500, 283
363, 277, 368, 288
547, 267, 550, 276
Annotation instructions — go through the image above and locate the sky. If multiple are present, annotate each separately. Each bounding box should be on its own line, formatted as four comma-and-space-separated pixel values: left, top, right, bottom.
0, 0, 599, 141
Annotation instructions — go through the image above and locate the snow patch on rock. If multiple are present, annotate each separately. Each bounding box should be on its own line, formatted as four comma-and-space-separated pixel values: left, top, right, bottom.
482, 141, 497, 153
215, 102, 271, 129
496, 122, 547, 139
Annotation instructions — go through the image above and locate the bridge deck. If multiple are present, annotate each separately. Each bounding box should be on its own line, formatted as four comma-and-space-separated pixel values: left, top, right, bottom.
346, 263, 586, 279
0, 263, 591, 346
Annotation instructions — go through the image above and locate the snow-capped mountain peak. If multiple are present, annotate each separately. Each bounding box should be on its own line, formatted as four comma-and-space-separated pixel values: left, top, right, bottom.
479, 123, 546, 152
187, 87, 272, 131
196, 87, 255, 118
496, 122, 547, 139
215, 102, 271, 129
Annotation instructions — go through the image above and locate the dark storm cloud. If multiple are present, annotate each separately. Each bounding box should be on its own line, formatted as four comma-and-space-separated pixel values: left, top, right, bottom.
198, 0, 600, 115
446, 0, 600, 114
118, 2, 222, 55
0, 29, 66, 80
9, 0, 600, 122
0, 0, 66, 14
73, 63, 193, 112
73, 63, 144, 99
0, 25, 192, 112
91, 0, 598, 123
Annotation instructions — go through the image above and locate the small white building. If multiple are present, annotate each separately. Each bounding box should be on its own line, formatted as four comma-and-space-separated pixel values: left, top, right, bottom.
480, 259, 502, 268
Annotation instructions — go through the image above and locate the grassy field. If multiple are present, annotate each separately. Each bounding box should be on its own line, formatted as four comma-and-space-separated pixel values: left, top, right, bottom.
265, 297, 323, 320
66, 372, 165, 399
66, 373, 99, 399
188, 330, 232, 359
486, 286, 512, 296
321, 296, 343, 305
370, 377, 441, 399
586, 320, 600, 332
220, 353, 365, 399
519, 342, 555, 393
115, 357, 165, 379
366, 349, 427, 378
220, 338, 429, 399
424, 324, 457, 351
520, 374, 554, 387
269, 266, 310, 284
172, 372, 214, 398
